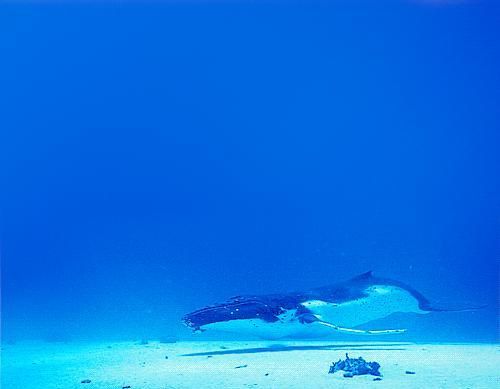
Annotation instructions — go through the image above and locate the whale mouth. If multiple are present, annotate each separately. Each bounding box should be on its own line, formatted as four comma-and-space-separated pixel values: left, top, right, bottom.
181, 315, 198, 330
182, 313, 207, 331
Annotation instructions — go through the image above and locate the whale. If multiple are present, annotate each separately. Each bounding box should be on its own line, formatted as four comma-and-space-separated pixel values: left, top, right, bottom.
182, 271, 482, 339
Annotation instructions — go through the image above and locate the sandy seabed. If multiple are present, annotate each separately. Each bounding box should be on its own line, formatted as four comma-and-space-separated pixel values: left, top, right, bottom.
2, 340, 499, 389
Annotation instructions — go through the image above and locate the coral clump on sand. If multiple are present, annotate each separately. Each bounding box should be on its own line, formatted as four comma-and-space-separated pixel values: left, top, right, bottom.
329, 353, 381, 377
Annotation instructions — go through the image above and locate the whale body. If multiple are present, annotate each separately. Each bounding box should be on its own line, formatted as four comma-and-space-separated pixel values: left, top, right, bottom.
182, 271, 480, 339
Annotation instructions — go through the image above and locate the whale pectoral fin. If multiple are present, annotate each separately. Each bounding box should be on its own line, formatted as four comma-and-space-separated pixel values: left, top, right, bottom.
314, 320, 406, 335
296, 313, 406, 335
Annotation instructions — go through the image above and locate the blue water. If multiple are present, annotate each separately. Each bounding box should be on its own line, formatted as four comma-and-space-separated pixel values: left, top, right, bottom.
1, 1, 498, 344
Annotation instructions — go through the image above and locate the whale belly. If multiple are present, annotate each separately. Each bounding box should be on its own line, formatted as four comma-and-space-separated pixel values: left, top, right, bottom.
201, 309, 332, 339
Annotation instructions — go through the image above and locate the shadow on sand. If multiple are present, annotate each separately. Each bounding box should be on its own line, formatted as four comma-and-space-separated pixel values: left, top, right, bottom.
181, 343, 409, 356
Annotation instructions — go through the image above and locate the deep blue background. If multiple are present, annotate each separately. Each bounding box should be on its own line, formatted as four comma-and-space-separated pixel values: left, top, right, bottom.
1, 1, 498, 342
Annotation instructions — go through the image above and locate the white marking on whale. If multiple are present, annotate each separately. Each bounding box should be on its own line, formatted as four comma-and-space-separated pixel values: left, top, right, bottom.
301, 285, 428, 328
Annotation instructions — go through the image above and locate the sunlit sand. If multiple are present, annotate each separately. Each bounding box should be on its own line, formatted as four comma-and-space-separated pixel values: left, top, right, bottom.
2, 340, 498, 388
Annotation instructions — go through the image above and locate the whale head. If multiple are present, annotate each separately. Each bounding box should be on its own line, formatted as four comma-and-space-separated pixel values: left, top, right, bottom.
182, 296, 283, 332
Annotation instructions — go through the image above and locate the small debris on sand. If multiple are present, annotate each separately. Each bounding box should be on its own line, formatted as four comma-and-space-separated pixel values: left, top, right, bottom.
329, 353, 381, 377
81, 379, 91, 384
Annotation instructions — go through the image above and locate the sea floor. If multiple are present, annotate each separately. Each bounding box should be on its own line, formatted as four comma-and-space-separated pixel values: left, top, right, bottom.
1, 340, 499, 389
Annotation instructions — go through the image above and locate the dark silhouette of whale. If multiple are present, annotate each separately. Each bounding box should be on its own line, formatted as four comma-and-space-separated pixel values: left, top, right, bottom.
182, 271, 481, 339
